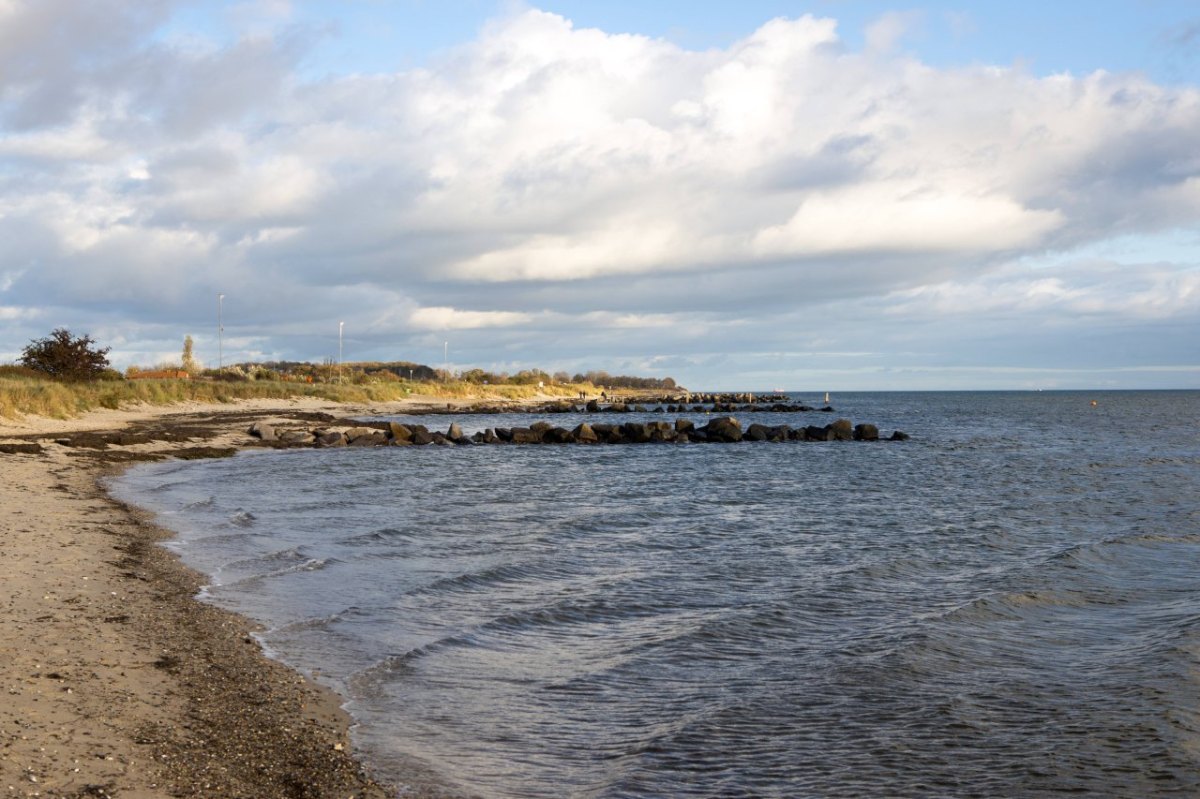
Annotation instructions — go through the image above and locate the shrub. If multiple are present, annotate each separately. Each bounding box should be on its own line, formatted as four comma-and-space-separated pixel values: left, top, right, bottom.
19, 329, 112, 381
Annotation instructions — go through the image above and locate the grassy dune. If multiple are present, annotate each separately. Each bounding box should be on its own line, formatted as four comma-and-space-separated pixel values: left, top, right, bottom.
0, 375, 586, 421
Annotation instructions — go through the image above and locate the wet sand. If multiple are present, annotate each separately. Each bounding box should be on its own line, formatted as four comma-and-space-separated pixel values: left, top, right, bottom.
0, 398, 476, 798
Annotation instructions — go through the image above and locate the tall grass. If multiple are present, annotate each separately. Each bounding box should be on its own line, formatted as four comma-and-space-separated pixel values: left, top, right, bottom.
0, 375, 586, 421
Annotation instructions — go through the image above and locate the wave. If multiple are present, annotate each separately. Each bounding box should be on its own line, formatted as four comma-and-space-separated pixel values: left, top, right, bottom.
218, 556, 341, 589
229, 509, 257, 527
403, 559, 573, 598
335, 527, 419, 546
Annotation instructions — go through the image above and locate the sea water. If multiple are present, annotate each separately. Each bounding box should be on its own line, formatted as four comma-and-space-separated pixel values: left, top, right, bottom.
110, 391, 1200, 798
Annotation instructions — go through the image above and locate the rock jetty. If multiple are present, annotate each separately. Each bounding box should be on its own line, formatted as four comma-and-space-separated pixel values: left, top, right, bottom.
247, 417, 909, 449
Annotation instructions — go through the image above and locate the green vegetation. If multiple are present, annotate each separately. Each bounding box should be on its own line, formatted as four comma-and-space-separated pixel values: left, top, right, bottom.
1, 330, 681, 421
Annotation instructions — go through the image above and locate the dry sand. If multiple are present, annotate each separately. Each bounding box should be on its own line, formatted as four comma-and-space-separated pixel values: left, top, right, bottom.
0, 398, 473, 799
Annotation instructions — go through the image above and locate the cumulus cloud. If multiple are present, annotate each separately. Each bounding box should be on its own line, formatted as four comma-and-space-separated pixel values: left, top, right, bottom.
0, 2, 1198, 386
408, 306, 534, 331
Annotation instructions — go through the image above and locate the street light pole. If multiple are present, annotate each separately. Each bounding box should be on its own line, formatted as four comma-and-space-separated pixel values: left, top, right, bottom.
338, 321, 344, 384
218, 293, 224, 373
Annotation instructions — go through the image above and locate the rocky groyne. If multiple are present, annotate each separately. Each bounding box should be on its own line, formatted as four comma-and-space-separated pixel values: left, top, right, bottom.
248, 417, 909, 448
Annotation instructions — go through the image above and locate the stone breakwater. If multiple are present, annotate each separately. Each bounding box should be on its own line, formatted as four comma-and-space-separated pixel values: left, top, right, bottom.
248, 417, 909, 448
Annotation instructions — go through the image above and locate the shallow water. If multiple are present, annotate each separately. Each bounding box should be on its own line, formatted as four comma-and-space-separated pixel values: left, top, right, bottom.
111, 391, 1200, 797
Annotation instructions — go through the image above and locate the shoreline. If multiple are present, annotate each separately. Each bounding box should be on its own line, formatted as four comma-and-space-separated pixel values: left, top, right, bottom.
0, 397, 476, 798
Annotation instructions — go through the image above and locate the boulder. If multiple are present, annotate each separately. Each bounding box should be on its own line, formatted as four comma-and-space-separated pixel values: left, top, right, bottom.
675, 419, 695, 434
805, 425, 833, 441
853, 423, 879, 441
622, 422, 651, 443
767, 425, 792, 441
585, 399, 601, 413
345, 427, 377, 441
890, 430, 910, 441
388, 422, 413, 442
447, 422, 464, 440
648, 422, 675, 442
543, 427, 575, 444
702, 417, 743, 442
349, 431, 387, 447
248, 422, 277, 441
280, 430, 314, 444
411, 428, 435, 445
315, 431, 347, 448
573, 423, 599, 443
510, 427, 542, 444
746, 423, 770, 442
828, 419, 854, 441
493, 427, 513, 442
589, 423, 616, 442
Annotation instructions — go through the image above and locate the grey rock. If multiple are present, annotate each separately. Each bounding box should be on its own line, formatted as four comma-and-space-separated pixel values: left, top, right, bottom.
248, 422, 277, 441
853, 423, 879, 441
702, 417, 743, 442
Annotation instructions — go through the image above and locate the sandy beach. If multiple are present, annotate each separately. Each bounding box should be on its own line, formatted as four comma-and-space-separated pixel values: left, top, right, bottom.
0, 397, 471, 799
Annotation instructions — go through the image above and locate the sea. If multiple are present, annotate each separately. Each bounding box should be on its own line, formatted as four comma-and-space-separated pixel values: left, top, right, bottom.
109, 390, 1200, 798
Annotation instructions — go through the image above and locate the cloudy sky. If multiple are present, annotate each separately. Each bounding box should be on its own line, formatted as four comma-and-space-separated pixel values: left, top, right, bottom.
1, 0, 1198, 390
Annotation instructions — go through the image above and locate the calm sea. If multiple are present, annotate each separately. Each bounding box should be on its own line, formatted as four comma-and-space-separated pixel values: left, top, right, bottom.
110, 391, 1200, 798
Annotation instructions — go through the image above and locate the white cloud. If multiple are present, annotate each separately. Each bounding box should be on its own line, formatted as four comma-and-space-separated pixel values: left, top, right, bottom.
0, 3, 1198, 387
408, 306, 533, 331
753, 183, 1064, 256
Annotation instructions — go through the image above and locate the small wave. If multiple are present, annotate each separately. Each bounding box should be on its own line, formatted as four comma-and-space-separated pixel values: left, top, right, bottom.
143, 478, 193, 494
405, 560, 565, 597
1103, 532, 1200, 546
225, 547, 309, 572
229, 509, 258, 527
221, 557, 340, 588
938, 588, 1094, 625
336, 527, 418, 546
188, 530, 265, 545
274, 606, 364, 634
182, 496, 217, 510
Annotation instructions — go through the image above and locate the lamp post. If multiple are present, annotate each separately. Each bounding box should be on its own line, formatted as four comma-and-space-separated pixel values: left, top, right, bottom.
217, 293, 224, 373
338, 321, 344, 384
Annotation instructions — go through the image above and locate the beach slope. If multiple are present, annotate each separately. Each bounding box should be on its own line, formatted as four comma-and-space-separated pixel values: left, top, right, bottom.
0, 400, 432, 798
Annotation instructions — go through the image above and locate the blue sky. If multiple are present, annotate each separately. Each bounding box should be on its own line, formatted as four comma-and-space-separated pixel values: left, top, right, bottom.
164, 1, 1200, 84
2, 1, 1198, 389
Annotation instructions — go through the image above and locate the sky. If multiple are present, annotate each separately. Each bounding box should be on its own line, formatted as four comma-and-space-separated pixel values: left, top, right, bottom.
1, 1, 1198, 390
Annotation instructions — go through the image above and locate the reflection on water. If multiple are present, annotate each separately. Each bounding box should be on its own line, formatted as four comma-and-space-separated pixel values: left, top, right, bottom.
112, 391, 1200, 798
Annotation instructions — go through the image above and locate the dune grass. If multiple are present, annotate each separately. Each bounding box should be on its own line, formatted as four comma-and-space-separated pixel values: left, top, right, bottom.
0, 375, 587, 421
